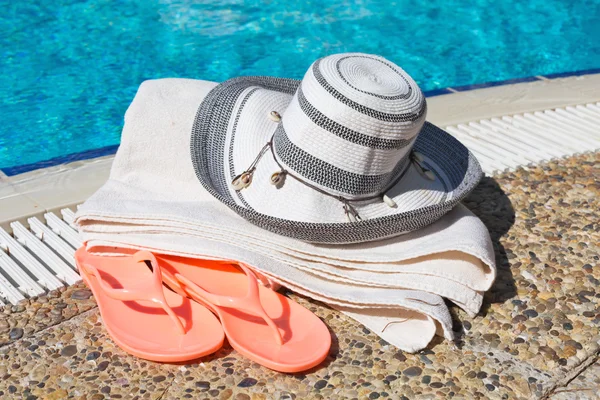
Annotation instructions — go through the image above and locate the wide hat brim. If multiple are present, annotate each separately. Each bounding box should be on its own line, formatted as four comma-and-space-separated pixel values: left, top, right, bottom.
191, 77, 482, 244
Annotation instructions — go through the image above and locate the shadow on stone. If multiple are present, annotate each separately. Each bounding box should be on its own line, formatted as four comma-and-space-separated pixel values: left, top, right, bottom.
176, 341, 236, 366
463, 176, 517, 314
294, 325, 340, 375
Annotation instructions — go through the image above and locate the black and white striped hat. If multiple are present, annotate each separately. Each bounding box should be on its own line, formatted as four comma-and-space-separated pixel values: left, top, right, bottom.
191, 53, 482, 244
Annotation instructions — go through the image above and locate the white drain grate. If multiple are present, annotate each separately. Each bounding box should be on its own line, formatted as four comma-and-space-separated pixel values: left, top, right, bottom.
445, 102, 600, 175
0, 211, 82, 305
0, 102, 599, 305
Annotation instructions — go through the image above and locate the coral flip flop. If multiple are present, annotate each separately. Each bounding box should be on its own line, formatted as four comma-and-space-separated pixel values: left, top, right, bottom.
146, 254, 332, 373
74, 248, 224, 362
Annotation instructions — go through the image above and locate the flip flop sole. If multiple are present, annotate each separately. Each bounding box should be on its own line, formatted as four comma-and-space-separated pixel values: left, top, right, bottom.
156, 254, 332, 372
76, 248, 225, 363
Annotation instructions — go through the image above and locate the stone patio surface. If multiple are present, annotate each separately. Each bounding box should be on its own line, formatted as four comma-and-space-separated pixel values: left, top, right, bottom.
0, 152, 598, 400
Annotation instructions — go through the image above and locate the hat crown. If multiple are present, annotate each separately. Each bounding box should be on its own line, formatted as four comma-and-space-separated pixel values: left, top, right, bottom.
273, 53, 427, 200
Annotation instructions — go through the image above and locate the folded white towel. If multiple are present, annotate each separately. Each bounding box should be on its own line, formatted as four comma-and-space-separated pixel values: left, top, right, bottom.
76, 78, 496, 352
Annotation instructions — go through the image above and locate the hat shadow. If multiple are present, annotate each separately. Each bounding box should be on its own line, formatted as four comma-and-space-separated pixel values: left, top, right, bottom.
457, 176, 517, 322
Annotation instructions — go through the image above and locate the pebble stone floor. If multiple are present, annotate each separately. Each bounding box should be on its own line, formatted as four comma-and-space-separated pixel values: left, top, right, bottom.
0, 152, 598, 400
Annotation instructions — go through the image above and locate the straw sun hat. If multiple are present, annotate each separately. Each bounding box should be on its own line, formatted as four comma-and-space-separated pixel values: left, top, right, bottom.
191, 53, 482, 244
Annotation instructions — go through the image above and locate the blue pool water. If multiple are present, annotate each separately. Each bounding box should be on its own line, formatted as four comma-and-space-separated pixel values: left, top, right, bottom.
1, 0, 600, 171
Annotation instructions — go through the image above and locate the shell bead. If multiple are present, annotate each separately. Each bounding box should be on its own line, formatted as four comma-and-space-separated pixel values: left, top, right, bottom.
270, 171, 285, 186
412, 151, 424, 163
269, 111, 282, 122
413, 162, 434, 181
383, 194, 397, 208
232, 172, 253, 191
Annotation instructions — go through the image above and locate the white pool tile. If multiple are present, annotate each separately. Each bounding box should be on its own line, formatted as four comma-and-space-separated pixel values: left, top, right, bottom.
0, 183, 44, 231
428, 73, 600, 127
9, 157, 112, 213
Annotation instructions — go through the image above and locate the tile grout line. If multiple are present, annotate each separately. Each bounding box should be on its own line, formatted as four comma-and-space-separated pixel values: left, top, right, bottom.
0, 305, 98, 350
464, 340, 551, 398
539, 348, 600, 399
463, 328, 600, 398
156, 376, 177, 400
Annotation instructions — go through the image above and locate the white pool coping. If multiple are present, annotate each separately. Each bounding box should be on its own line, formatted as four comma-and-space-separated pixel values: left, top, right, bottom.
2, 73, 600, 231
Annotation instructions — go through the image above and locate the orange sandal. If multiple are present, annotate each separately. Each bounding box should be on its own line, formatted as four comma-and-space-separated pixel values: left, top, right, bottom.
75, 248, 224, 362
149, 254, 331, 373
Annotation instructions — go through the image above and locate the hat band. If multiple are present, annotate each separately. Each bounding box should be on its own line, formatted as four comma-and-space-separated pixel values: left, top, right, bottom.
272, 124, 414, 197
232, 124, 437, 222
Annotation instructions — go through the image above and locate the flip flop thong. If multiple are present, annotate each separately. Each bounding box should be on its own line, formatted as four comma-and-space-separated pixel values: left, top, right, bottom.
75, 248, 224, 362
150, 254, 332, 373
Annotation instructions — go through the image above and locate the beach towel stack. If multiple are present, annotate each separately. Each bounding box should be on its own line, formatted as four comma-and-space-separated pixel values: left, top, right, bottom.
76, 54, 496, 353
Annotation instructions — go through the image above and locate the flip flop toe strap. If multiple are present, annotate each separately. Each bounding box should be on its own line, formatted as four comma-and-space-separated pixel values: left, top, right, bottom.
175, 264, 284, 345
79, 252, 186, 335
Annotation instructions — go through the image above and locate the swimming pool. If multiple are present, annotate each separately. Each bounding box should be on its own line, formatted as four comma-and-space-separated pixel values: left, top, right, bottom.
1, 0, 599, 173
